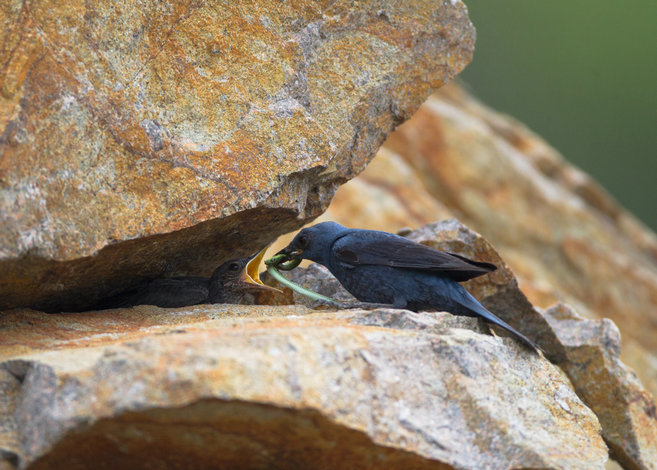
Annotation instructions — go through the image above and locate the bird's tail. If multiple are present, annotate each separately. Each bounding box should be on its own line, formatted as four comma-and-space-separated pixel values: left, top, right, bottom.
459, 292, 542, 353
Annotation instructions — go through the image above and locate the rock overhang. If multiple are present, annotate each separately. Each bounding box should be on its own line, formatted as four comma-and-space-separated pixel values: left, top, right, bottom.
0, 0, 476, 311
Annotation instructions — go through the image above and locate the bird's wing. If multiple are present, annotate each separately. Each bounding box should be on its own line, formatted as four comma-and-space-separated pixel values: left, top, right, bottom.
332, 231, 496, 282
99, 278, 210, 309
133, 278, 209, 307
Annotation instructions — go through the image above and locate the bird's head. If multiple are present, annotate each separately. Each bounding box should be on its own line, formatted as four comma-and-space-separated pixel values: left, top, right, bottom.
277, 221, 349, 266
210, 248, 281, 298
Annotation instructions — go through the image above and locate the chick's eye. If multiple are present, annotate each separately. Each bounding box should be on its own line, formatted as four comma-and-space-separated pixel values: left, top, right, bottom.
298, 234, 309, 247
229, 262, 240, 271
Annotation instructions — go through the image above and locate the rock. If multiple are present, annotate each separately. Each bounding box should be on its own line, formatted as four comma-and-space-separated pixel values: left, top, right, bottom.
282, 263, 357, 307
622, 341, 657, 402
4, 6, 655, 467
320, 82, 657, 470
326, 148, 453, 232
0, 368, 19, 469
272, 220, 657, 470
0, 306, 609, 470
0, 0, 475, 312
385, 83, 657, 396
543, 304, 657, 470
325, 82, 657, 398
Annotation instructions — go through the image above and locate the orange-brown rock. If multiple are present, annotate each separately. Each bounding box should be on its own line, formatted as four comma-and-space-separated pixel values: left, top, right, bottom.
0, 306, 608, 470
319, 83, 657, 470
0, 0, 474, 312
385, 84, 657, 347
326, 82, 657, 395
543, 304, 657, 470
270, 219, 657, 470
329, 82, 657, 340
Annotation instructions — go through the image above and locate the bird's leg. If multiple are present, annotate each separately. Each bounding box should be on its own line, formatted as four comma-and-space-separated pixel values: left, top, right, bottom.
392, 296, 408, 309
335, 295, 407, 310
484, 320, 500, 338
336, 301, 399, 310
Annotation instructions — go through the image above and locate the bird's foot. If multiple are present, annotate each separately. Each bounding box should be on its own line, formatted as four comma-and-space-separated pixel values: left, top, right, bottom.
484, 321, 500, 339
335, 301, 398, 310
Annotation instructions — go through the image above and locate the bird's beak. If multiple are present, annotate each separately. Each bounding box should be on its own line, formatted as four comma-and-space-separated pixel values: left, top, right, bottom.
242, 247, 283, 293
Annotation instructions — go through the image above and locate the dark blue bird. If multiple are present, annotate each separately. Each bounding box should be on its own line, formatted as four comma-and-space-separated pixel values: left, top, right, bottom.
277, 221, 538, 351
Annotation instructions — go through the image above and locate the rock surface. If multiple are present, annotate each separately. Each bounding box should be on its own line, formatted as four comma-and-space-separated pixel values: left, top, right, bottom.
323, 82, 657, 400
0, 0, 474, 312
3, 218, 654, 469
0, 306, 609, 470
543, 304, 657, 470
274, 221, 657, 470
386, 84, 657, 351
3, 4, 656, 468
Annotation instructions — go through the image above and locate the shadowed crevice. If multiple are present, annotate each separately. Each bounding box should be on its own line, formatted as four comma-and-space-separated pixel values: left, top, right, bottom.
28, 399, 454, 470
0, 207, 303, 313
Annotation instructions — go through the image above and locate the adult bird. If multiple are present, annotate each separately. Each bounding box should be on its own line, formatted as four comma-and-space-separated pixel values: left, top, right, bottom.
276, 222, 539, 351
94, 248, 279, 309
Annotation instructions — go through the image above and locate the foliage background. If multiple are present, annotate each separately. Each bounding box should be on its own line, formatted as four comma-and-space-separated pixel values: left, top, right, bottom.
460, 1, 657, 230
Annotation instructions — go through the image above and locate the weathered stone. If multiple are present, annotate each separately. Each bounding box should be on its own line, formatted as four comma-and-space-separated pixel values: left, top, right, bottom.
383, 83, 657, 390
28, 401, 455, 470
622, 341, 657, 402
270, 219, 657, 470
0, 0, 474, 312
320, 82, 657, 470
326, 148, 453, 231
324, 82, 657, 399
543, 304, 657, 470
0, 369, 19, 470
0, 306, 608, 470
269, 220, 559, 359
269, 217, 657, 469
323, 84, 657, 395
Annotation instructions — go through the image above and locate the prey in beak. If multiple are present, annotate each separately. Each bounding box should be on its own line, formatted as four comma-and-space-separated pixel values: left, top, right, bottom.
267, 228, 313, 270
266, 248, 302, 271
277, 246, 303, 258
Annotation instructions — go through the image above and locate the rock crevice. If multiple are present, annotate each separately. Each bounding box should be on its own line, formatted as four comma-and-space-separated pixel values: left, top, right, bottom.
0, 0, 475, 311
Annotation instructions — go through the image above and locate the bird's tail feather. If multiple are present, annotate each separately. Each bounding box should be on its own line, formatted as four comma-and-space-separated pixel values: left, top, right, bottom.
460, 294, 541, 352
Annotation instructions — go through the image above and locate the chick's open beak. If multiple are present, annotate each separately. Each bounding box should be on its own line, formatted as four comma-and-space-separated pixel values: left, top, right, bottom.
242, 247, 282, 293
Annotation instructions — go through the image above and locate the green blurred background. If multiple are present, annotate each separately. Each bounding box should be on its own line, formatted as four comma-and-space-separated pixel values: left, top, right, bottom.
459, 1, 657, 231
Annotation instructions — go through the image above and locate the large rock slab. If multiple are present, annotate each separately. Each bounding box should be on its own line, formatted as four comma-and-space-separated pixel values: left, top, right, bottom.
543, 304, 657, 470
288, 216, 657, 470
0, 0, 474, 312
386, 83, 657, 372
323, 82, 657, 400
0, 306, 608, 470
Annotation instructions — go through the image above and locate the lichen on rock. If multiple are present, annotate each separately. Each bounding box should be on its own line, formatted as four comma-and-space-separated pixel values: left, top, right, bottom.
0, 0, 475, 312
2, 1, 657, 469
0, 304, 609, 470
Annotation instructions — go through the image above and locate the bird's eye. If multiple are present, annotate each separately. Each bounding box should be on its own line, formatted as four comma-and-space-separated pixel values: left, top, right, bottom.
298, 234, 309, 247
229, 262, 240, 271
